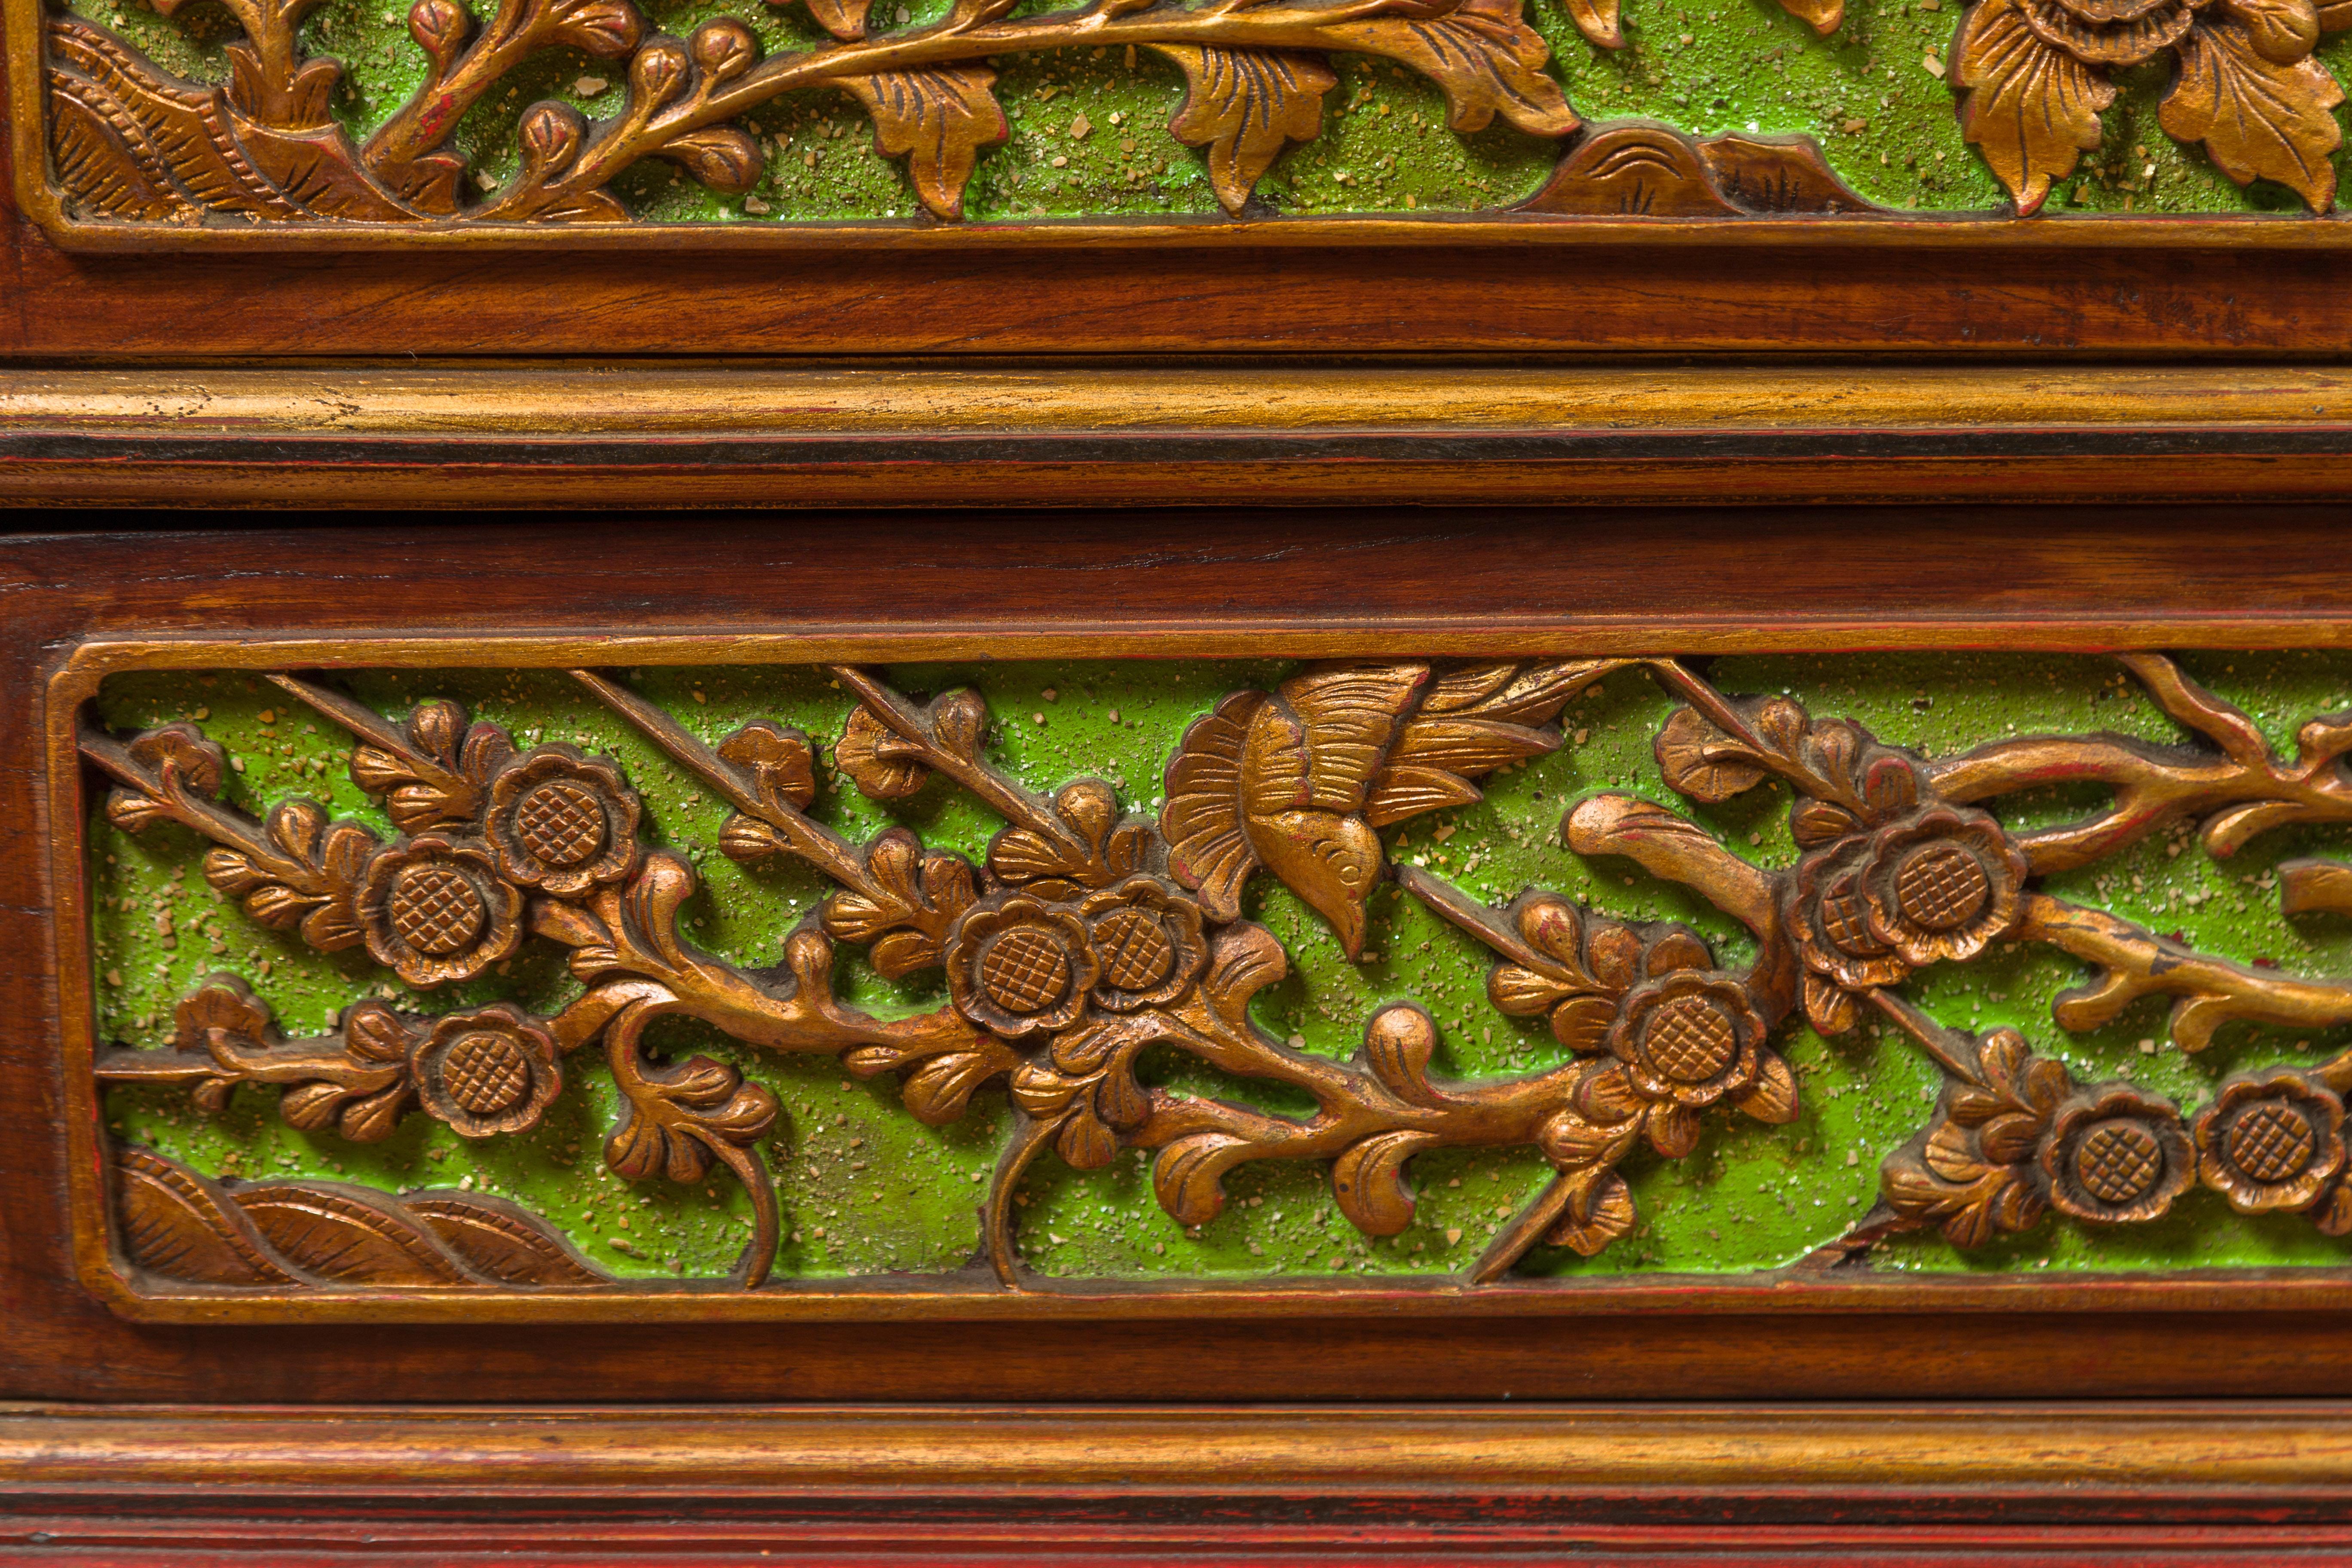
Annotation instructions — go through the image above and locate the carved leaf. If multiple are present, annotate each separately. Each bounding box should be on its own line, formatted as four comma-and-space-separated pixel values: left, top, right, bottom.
1536, 1105, 1640, 1167
718, 720, 818, 811
989, 779, 1142, 891
1561, 0, 1623, 48
836, 705, 932, 799
1775, 0, 1844, 34
837, 67, 1009, 220
1952, 0, 2116, 215
2160, 18, 2341, 212
802, 0, 873, 39
2281, 857, 2352, 916
1331, 1130, 1438, 1236
406, 1192, 611, 1285
1655, 705, 1769, 801
1154, 45, 1334, 215
658, 126, 764, 194
1153, 1131, 1251, 1226
1697, 132, 1880, 213
233, 1181, 481, 1285
115, 1147, 299, 1285
547, 0, 646, 55
1543, 1170, 1635, 1256
899, 1047, 1014, 1125
822, 828, 978, 974
1520, 125, 1743, 215
607, 1055, 779, 1185
1325, 0, 1579, 136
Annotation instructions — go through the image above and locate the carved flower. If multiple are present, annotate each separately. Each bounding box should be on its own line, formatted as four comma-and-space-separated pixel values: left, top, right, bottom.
1562, 934, 1798, 1158
1486, 894, 1645, 1053
355, 835, 525, 987
1788, 803, 2029, 1032
1608, 964, 1773, 1111
2018, 0, 2204, 64
2193, 1069, 2347, 1213
1078, 876, 1208, 1012
2040, 1086, 2195, 1225
1950, 0, 2341, 217
411, 1004, 562, 1138
946, 894, 1101, 1040
484, 745, 640, 895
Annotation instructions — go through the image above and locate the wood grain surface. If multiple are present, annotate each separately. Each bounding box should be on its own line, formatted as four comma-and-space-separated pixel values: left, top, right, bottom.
4, 364, 2352, 506
8, 70, 2352, 361
6, 1404, 2352, 1562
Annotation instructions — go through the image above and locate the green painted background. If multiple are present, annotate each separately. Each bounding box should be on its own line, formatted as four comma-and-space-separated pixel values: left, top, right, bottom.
90, 652, 2352, 1283
73, 0, 2351, 215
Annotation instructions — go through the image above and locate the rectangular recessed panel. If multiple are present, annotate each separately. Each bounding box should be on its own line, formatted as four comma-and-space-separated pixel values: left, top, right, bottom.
12, 0, 2352, 245
59, 643, 2352, 1318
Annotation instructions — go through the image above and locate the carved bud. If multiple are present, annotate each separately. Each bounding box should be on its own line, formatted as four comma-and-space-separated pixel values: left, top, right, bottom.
519, 101, 587, 177
628, 37, 693, 109
407, 0, 470, 67
689, 16, 760, 81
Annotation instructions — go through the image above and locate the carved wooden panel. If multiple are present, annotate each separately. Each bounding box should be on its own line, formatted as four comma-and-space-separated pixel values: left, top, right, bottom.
9, 0, 2352, 243
55, 637, 2352, 1318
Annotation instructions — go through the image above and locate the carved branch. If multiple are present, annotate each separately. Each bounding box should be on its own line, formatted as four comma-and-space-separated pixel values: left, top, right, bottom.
2015, 891, 2352, 1052
1928, 653, 2352, 873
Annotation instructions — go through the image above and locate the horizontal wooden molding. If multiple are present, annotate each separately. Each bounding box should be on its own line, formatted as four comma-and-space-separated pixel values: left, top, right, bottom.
5, 363, 2351, 507
6, 1403, 2352, 1494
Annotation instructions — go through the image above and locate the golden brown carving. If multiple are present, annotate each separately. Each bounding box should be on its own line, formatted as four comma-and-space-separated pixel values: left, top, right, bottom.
1518, 125, 1880, 216
83, 651, 2352, 1297
38, 0, 1584, 228
1948, 0, 2347, 211
115, 1147, 610, 1288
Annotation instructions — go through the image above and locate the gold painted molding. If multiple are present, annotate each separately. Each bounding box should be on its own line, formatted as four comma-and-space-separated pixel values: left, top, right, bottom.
4, 1403, 2352, 1489
5, 363, 2351, 507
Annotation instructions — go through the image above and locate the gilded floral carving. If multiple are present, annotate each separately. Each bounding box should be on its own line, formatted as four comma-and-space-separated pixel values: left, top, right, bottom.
78, 652, 2352, 1299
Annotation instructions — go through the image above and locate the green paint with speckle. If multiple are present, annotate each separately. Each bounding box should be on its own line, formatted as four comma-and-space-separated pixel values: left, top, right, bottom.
86, 652, 2352, 1284
68, 0, 2350, 217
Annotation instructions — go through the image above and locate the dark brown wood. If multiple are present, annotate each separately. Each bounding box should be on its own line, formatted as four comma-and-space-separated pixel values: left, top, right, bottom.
7, 63, 2352, 361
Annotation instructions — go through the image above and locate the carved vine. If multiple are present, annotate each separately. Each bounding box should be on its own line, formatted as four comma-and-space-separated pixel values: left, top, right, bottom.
86, 652, 2352, 1292
40, 0, 2350, 228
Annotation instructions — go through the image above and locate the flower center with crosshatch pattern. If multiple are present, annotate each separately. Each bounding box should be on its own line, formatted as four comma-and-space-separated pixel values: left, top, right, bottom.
1895, 844, 1992, 931
1644, 996, 1741, 1083
980, 928, 1078, 1017
514, 781, 607, 868
1094, 909, 1176, 993
441, 1032, 533, 1116
2229, 1103, 2320, 1184
388, 865, 487, 955
2078, 1121, 2166, 1204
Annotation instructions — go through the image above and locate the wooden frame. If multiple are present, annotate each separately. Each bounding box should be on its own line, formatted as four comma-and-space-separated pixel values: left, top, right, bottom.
3, 1401, 2352, 1565
16, 511, 2352, 1406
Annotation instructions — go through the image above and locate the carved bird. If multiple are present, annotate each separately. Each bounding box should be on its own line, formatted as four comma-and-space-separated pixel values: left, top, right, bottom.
1161, 659, 1620, 959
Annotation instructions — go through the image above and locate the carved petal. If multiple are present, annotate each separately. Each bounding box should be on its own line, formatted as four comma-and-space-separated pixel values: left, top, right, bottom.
836, 67, 1009, 221
2160, 19, 2342, 212
115, 1148, 299, 1286
1155, 46, 1335, 216
1325, 0, 1579, 136
1953, 0, 2117, 214
233, 1181, 481, 1285
406, 1192, 610, 1285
